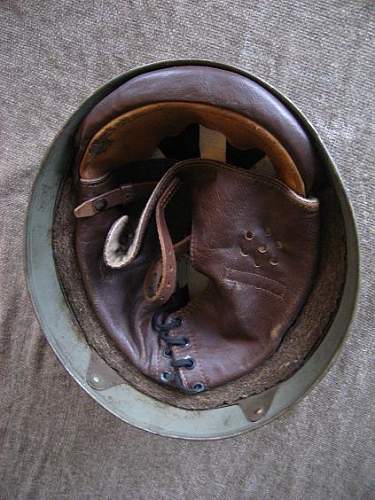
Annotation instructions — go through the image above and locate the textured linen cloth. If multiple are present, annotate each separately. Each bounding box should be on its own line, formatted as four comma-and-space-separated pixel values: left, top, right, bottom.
0, 1, 374, 499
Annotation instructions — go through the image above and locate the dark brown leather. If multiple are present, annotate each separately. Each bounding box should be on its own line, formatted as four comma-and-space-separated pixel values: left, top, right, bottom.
73, 64, 321, 394
146, 160, 319, 391
76, 65, 319, 192
75, 157, 319, 392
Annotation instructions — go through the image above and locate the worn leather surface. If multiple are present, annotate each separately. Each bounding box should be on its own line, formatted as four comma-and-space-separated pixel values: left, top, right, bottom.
73, 64, 323, 393
153, 161, 319, 391
55, 179, 344, 409
75, 157, 319, 392
76, 65, 320, 192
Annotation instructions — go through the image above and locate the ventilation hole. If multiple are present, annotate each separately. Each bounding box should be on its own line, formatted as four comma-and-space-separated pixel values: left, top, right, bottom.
244, 230, 254, 240
257, 245, 268, 254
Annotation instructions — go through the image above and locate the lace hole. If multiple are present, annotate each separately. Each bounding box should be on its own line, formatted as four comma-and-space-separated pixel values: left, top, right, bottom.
163, 347, 172, 358
244, 230, 253, 241
192, 382, 205, 393
173, 317, 183, 328
184, 356, 195, 370
160, 371, 173, 383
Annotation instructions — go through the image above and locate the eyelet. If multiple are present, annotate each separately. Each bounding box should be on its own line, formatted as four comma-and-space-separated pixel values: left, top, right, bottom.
240, 249, 249, 257
192, 382, 206, 393
270, 258, 279, 266
257, 245, 268, 254
163, 347, 172, 358
173, 317, 183, 328
160, 371, 173, 383
244, 230, 253, 241
183, 356, 195, 370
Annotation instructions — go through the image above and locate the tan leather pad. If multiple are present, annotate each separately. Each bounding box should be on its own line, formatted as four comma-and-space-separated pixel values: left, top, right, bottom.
80, 102, 305, 195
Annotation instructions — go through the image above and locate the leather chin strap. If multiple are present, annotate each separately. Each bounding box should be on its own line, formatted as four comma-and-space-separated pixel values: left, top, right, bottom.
143, 177, 181, 305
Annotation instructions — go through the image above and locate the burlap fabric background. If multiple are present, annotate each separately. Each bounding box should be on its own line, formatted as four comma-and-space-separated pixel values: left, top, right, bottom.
0, 1, 374, 499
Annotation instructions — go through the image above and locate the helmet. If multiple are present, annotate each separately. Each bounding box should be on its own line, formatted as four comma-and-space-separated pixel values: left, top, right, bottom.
26, 60, 359, 439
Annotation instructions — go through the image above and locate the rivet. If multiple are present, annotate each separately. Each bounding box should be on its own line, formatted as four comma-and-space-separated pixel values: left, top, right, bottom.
255, 407, 264, 416
244, 230, 254, 241
93, 199, 107, 211
257, 245, 268, 254
92, 375, 100, 384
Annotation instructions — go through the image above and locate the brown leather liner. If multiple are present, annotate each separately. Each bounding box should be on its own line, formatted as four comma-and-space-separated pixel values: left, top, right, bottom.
52, 176, 346, 410
79, 102, 305, 195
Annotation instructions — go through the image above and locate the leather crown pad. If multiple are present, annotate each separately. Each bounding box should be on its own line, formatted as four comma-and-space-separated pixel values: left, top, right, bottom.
75, 159, 319, 394
74, 65, 320, 394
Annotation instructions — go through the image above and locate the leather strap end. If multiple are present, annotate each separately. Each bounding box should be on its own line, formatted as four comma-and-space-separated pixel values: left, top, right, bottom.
74, 182, 157, 218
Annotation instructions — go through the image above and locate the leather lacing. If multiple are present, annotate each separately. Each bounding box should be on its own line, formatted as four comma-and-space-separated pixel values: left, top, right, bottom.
152, 309, 205, 394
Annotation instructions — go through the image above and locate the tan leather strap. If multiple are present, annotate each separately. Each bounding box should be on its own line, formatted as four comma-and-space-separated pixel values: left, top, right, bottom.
74, 181, 157, 218
143, 236, 191, 304
143, 177, 181, 304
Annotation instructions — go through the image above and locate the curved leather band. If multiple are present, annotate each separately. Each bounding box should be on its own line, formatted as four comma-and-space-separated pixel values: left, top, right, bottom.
80, 102, 305, 195
76, 65, 319, 193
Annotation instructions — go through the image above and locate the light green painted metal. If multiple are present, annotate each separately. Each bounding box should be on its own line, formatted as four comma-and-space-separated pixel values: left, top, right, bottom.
25, 60, 360, 440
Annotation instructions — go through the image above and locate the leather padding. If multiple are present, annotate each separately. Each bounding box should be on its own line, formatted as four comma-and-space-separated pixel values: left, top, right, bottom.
77, 65, 320, 193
